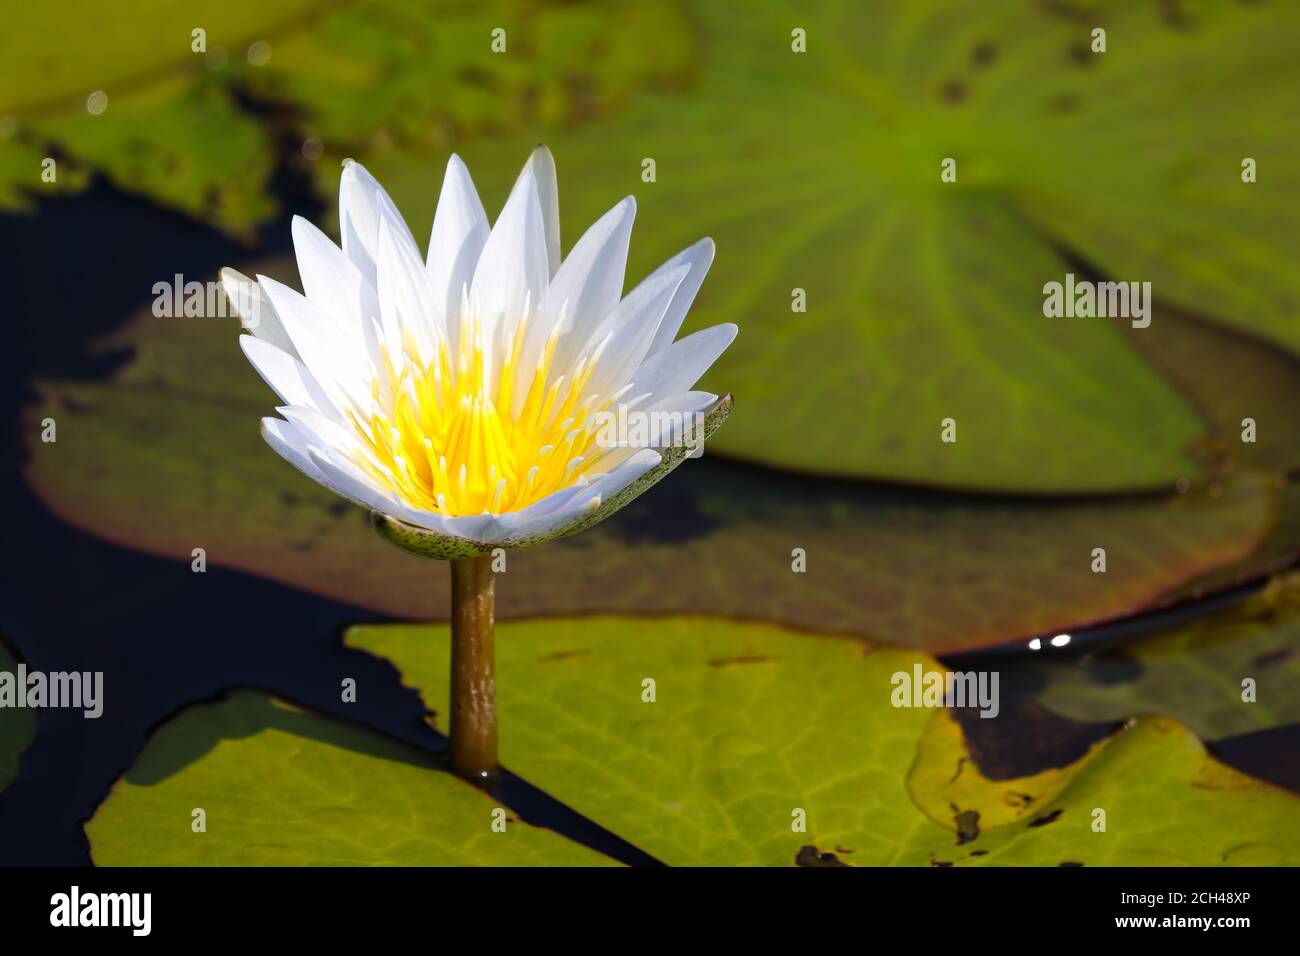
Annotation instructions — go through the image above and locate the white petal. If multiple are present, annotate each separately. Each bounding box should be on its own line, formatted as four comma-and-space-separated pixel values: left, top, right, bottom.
577, 264, 689, 406
263, 418, 410, 527
426, 154, 489, 352
586, 391, 717, 471
307, 446, 410, 519
628, 322, 737, 401
290, 216, 386, 368
522, 145, 561, 276
241, 336, 340, 420
436, 512, 502, 542
257, 275, 373, 412
261, 417, 330, 485
222, 268, 297, 359
338, 160, 421, 292
470, 164, 549, 363
276, 404, 373, 464
378, 209, 442, 366
643, 238, 715, 358
499, 449, 662, 542
527, 196, 636, 405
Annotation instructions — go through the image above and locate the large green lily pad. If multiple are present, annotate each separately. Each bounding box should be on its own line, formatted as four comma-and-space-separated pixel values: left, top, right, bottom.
346, 616, 1300, 865
0, 643, 36, 794
21, 292, 1283, 654
1025, 573, 1300, 741
350, 0, 1300, 490
88, 690, 615, 865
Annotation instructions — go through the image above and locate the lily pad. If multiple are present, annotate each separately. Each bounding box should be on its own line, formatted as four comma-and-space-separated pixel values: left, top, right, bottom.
0, 643, 37, 794
87, 689, 615, 865
21, 295, 1282, 653
0, 1, 319, 115
1124, 310, 1300, 479
1024, 573, 1300, 741
29, 74, 276, 238
0, 0, 692, 236
351, 0, 1300, 490
241, 0, 696, 145
0, 1, 315, 235
348, 616, 1300, 865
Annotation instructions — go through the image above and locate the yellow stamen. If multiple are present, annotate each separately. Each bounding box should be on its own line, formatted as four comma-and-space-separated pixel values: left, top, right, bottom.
340, 303, 612, 517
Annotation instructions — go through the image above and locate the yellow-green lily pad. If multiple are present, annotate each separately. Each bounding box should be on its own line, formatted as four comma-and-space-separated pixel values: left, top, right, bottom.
87, 690, 616, 865
347, 616, 1300, 865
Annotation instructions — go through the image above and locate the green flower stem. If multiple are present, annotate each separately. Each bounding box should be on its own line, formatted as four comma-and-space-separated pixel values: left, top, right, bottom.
449, 553, 497, 780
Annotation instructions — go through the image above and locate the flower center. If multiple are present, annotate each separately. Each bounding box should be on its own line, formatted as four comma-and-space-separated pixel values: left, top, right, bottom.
346, 308, 613, 517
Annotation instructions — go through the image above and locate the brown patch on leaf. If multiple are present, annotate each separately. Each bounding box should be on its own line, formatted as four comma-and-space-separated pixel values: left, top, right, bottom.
795, 845, 850, 867
1028, 808, 1064, 828
954, 809, 981, 845
707, 654, 777, 668
971, 41, 999, 69
535, 649, 590, 663
938, 80, 967, 104
1253, 646, 1292, 668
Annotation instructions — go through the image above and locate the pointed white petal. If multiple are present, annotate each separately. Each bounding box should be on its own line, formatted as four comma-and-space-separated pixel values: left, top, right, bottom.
307, 446, 409, 519
426, 154, 489, 352
629, 322, 737, 401
290, 216, 386, 367
527, 196, 636, 401
586, 390, 717, 471
222, 268, 297, 359
257, 275, 373, 412
338, 160, 420, 291
522, 145, 561, 275
276, 404, 373, 465
261, 417, 331, 485
241, 336, 341, 420
643, 238, 715, 357
577, 264, 689, 405
498, 449, 662, 543
378, 209, 442, 365
470, 165, 549, 359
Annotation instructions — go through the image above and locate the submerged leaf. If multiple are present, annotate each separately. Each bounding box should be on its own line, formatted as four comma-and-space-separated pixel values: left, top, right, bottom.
0, 643, 36, 795
1025, 573, 1300, 740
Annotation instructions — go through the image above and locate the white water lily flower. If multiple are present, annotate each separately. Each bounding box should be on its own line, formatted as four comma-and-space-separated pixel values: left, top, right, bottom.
223, 147, 735, 559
